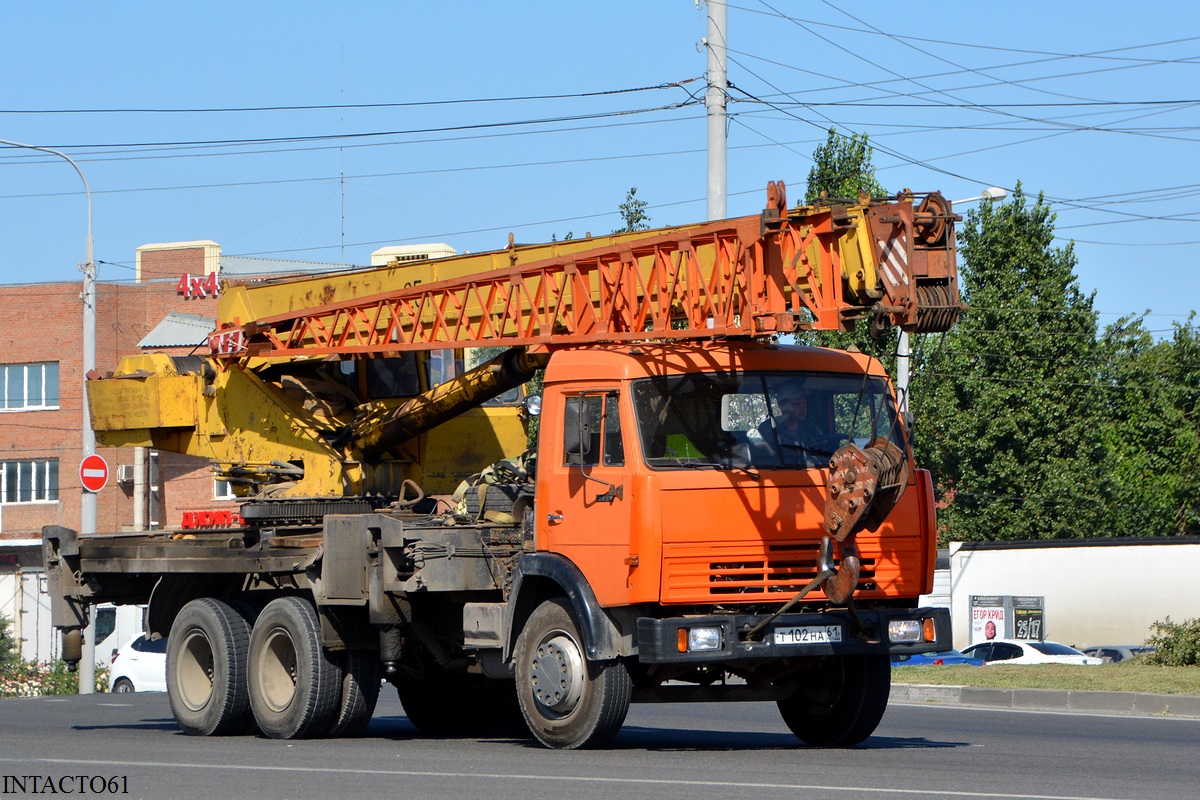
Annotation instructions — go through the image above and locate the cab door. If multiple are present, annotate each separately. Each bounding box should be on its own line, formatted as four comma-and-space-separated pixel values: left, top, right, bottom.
537, 389, 634, 606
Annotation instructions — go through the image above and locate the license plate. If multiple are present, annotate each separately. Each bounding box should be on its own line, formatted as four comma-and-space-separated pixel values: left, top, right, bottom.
773, 625, 843, 645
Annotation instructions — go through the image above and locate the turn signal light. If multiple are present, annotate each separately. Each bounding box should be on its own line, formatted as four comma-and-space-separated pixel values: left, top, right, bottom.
923, 617, 937, 643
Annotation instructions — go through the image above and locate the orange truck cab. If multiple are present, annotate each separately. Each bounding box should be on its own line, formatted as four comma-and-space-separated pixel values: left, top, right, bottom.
495, 340, 950, 746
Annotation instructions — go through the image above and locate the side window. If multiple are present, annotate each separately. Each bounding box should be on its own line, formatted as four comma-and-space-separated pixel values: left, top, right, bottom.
94, 607, 116, 644
364, 355, 421, 398
964, 643, 991, 662
991, 643, 1021, 661
563, 394, 623, 467
602, 395, 624, 467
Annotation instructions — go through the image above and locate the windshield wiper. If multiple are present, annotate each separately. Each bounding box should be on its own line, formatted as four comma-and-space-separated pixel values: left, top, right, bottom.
664, 459, 762, 481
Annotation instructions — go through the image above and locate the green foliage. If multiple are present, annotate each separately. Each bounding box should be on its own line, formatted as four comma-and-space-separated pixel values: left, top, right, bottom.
0, 614, 20, 671
911, 185, 1114, 542
1145, 617, 1200, 667
1, 659, 110, 697
615, 187, 651, 233
799, 128, 891, 355
1098, 314, 1200, 535
804, 128, 887, 205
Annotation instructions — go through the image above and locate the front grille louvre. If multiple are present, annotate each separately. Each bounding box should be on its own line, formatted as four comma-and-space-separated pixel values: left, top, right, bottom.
666, 546, 877, 599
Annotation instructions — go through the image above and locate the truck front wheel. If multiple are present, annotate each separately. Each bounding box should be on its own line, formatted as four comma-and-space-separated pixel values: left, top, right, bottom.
247, 597, 343, 739
166, 598, 253, 736
776, 654, 891, 747
515, 598, 631, 749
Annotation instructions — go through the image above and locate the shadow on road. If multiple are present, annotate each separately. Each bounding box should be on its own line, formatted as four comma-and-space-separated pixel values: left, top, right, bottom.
73, 718, 178, 732
361, 716, 969, 752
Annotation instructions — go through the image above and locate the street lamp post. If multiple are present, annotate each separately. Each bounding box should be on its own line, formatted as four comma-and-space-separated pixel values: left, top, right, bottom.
896, 187, 1008, 414
1, 138, 97, 693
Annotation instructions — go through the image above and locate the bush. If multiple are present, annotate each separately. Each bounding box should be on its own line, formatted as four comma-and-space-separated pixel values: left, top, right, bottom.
1145, 617, 1200, 667
0, 660, 110, 698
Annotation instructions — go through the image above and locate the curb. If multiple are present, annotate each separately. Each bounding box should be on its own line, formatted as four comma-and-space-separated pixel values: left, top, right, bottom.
891, 683, 1200, 718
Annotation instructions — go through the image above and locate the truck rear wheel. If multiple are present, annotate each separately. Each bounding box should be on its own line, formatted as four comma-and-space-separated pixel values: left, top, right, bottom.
326, 648, 380, 738
166, 598, 254, 736
515, 598, 631, 749
777, 654, 891, 747
248, 597, 343, 739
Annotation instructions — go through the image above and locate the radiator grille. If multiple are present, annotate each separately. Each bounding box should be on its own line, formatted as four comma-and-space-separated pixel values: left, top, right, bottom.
664, 542, 878, 602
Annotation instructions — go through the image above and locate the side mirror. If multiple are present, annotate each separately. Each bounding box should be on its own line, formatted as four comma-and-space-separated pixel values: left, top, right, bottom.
563, 398, 591, 457
901, 411, 914, 441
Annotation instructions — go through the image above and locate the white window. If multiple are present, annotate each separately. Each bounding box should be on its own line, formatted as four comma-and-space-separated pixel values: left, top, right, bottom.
1, 362, 60, 411
214, 478, 235, 501
1, 459, 59, 503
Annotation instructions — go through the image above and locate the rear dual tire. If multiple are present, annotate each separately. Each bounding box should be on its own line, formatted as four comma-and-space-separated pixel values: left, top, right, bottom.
247, 597, 343, 739
166, 598, 254, 736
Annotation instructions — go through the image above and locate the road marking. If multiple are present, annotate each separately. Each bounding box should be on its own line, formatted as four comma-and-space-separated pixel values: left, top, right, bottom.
0, 757, 1135, 800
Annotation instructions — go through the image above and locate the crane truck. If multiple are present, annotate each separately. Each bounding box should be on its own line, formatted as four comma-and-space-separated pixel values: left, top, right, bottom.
43, 182, 962, 749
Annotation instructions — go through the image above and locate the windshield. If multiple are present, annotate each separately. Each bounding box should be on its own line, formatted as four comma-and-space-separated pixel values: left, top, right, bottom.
631, 371, 905, 470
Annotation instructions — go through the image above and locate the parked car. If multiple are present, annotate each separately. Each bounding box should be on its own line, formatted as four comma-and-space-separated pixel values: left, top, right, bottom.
892, 649, 986, 667
108, 634, 168, 693
1081, 645, 1156, 664
961, 639, 1103, 666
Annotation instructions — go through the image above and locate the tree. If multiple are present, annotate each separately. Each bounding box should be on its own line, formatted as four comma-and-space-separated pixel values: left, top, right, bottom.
0, 613, 19, 672
804, 128, 887, 205
1098, 314, 1200, 535
614, 187, 650, 233
911, 184, 1114, 542
798, 129, 894, 363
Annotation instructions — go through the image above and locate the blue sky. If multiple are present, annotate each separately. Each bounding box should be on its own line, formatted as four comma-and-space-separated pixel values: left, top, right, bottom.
2, 2, 1198, 333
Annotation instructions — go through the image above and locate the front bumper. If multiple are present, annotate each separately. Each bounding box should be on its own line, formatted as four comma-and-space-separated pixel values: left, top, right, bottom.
636, 607, 951, 665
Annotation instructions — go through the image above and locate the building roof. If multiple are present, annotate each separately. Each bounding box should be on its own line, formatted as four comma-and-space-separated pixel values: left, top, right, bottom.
138, 312, 215, 348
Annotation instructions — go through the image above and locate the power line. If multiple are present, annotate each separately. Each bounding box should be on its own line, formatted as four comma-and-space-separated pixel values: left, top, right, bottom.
0, 110, 705, 166
0, 79, 701, 115
0, 101, 701, 152
728, 3, 1200, 66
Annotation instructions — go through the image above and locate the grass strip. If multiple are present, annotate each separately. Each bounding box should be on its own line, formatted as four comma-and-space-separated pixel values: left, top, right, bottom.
892, 662, 1200, 695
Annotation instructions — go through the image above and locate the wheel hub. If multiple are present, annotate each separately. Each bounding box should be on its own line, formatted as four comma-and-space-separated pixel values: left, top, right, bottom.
176, 630, 215, 712
529, 632, 584, 715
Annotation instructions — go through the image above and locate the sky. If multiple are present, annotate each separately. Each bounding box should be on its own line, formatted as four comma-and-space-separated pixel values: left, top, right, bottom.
2, 2, 1198, 335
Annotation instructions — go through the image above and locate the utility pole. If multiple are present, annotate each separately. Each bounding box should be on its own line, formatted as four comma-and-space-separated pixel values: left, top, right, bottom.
1, 138, 96, 693
705, 0, 727, 221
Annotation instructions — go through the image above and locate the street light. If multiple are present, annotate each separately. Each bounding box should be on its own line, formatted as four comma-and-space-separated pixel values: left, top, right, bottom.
952, 186, 1008, 206
1, 138, 97, 693
895, 187, 1008, 413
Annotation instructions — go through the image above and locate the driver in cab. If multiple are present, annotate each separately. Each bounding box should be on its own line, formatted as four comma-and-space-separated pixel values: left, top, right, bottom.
758, 381, 825, 458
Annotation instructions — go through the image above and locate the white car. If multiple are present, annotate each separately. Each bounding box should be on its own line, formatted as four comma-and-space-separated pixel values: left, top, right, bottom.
108, 634, 168, 693
961, 639, 1103, 666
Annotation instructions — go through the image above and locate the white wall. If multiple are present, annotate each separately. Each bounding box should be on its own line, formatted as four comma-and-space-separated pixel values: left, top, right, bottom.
948, 539, 1200, 650
1, 569, 56, 663
1, 570, 143, 666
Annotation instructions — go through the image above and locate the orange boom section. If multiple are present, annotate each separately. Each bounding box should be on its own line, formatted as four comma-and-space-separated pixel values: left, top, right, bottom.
209, 184, 961, 360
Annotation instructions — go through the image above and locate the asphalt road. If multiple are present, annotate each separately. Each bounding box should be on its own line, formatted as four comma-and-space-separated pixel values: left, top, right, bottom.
1, 691, 1197, 800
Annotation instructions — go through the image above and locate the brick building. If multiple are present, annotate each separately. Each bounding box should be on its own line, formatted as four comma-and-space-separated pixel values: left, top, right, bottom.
0, 241, 358, 547
1, 240, 454, 659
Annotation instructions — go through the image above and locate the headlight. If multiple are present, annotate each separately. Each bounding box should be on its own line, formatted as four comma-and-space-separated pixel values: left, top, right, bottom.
677, 626, 722, 652
888, 619, 922, 643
